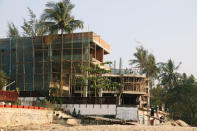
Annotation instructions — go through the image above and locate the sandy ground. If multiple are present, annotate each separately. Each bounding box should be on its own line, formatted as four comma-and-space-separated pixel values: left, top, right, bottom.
1, 123, 197, 131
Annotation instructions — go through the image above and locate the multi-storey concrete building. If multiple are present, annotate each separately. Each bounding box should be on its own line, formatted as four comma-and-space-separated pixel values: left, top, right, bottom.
0, 32, 109, 95
0, 32, 149, 105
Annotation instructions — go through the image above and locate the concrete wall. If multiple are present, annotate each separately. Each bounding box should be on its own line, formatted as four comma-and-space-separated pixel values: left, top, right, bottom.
116, 107, 138, 121
19, 97, 45, 106
61, 104, 116, 115
0, 108, 53, 127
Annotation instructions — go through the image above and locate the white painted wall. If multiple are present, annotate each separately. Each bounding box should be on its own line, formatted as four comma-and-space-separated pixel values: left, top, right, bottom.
19, 97, 45, 106
116, 107, 138, 121
61, 104, 116, 115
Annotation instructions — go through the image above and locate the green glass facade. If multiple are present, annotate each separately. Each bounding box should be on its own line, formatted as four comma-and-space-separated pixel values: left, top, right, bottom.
0, 32, 95, 94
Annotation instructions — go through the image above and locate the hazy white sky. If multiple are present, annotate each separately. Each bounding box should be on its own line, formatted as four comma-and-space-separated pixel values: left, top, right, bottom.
0, 0, 197, 77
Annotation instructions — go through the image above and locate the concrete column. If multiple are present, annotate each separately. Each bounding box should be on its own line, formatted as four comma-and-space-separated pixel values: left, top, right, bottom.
99, 89, 103, 97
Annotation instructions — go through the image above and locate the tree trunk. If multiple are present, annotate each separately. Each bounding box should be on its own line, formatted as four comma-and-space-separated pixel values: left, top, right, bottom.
70, 33, 73, 96
60, 32, 64, 96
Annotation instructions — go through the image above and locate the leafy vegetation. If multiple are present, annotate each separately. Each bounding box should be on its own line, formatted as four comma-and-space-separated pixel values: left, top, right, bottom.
0, 70, 6, 90
131, 46, 197, 126
41, 0, 83, 95
21, 8, 47, 37
159, 59, 181, 89
4, 0, 197, 126
76, 62, 122, 97
130, 46, 158, 79
7, 22, 20, 37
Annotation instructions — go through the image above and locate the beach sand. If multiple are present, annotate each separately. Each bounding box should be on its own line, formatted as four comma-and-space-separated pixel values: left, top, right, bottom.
1, 123, 197, 131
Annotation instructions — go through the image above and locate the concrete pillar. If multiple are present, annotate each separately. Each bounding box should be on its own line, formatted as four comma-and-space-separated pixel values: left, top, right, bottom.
99, 89, 103, 97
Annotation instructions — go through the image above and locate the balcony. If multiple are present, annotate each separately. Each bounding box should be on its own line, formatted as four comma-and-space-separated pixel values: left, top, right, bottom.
123, 86, 147, 95
92, 32, 110, 54
91, 57, 110, 70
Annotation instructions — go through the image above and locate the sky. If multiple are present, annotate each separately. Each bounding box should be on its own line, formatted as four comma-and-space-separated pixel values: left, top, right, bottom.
0, 0, 197, 77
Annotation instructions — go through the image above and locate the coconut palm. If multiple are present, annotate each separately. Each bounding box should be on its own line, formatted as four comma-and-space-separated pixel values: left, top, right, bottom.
129, 46, 148, 74
144, 53, 158, 79
160, 59, 181, 89
130, 46, 158, 79
41, 0, 83, 96
130, 46, 158, 108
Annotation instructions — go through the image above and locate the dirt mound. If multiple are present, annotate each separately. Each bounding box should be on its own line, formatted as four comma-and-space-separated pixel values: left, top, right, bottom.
175, 120, 190, 127
162, 120, 179, 126
162, 120, 190, 127
66, 119, 80, 126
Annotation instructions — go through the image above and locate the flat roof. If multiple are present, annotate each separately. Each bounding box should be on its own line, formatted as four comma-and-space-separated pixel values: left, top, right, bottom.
0, 32, 111, 54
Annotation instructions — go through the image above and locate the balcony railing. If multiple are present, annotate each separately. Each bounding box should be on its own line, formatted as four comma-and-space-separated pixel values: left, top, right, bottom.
124, 86, 146, 94
48, 96, 117, 104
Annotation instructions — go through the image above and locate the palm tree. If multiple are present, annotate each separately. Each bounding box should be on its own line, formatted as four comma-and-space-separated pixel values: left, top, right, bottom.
130, 46, 158, 79
130, 46, 148, 74
160, 59, 181, 89
145, 53, 158, 79
130, 46, 158, 108
41, 0, 83, 96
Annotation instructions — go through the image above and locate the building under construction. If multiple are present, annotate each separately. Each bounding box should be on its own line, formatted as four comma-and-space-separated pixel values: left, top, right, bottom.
0, 32, 149, 105
0, 32, 109, 95
104, 69, 150, 105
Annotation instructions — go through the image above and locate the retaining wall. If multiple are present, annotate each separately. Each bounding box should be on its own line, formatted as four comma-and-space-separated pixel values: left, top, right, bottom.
61, 104, 116, 115
116, 106, 138, 121
0, 108, 53, 127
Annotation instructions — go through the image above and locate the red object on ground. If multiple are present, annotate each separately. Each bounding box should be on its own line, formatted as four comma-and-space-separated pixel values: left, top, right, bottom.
17, 105, 23, 108
0, 105, 4, 107
34, 107, 39, 109
28, 106, 34, 109
5, 105, 11, 108
12, 105, 17, 108
151, 119, 154, 125
39, 107, 45, 110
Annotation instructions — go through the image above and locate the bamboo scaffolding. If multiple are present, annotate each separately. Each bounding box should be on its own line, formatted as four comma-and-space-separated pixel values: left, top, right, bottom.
9, 38, 12, 84
15, 37, 18, 89
42, 37, 45, 90
22, 38, 26, 90
0, 32, 110, 97
32, 37, 35, 91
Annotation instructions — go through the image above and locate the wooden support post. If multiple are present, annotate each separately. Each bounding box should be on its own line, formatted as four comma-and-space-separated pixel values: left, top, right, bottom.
16, 37, 18, 89
32, 38, 35, 91
42, 37, 45, 90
